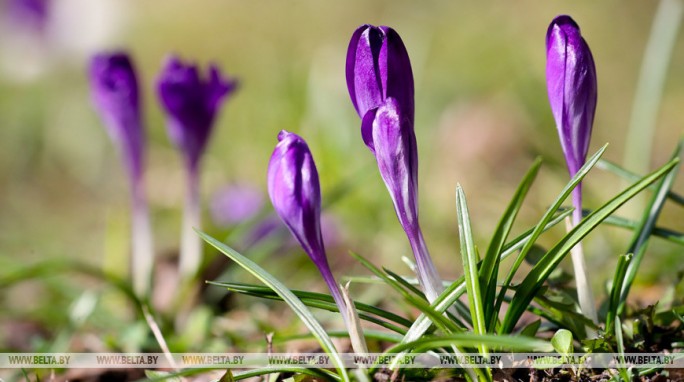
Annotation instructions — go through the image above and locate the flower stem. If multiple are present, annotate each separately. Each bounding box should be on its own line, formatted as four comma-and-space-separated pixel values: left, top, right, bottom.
568, 187, 598, 325
130, 174, 154, 298
407, 224, 444, 304
318, 262, 368, 354
319, 264, 350, 328
179, 165, 202, 281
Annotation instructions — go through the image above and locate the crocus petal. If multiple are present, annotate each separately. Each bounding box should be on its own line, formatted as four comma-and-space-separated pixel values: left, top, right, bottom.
89, 51, 144, 180
371, 97, 419, 227
157, 55, 238, 170
346, 25, 414, 124
546, 15, 597, 176
360, 108, 378, 153
378, 26, 414, 124
267, 130, 325, 265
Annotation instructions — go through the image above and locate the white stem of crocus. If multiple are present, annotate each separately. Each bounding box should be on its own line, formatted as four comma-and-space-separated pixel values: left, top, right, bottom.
567, 198, 598, 326
319, 265, 368, 354
131, 177, 154, 298
409, 227, 444, 304
179, 167, 202, 281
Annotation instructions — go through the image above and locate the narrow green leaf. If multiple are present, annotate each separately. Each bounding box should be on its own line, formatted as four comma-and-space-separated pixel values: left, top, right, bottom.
599, 214, 684, 246
500, 157, 679, 333
456, 185, 488, 356
520, 319, 542, 337
350, 252, 465, 333
615, 317, 632, 382
494, 144, 608, 321
198, 231, 350, 382
274, 330, 403, 344
351, 251, 423, 301
606, 253, 633, 334
384, 268, 426, 299
480, 157, 542, 330
597, 158, 684, 206
379, 333, 552, 365
619, 141, 682, 312
209, 281, 412, 330
399, 209, 572, 347
237, 368, 340, 382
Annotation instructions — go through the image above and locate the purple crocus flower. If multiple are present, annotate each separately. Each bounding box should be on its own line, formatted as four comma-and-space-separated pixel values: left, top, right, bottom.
89, 52, 154, 296
546, 15, 598, 323
4, 0, 49, 34
157, 55, 238, 280
546, 15, 597, 210
346, 25, 443, 303
157, 55, 238, 172
267, 130, 350, 327
346, 24, 414, 150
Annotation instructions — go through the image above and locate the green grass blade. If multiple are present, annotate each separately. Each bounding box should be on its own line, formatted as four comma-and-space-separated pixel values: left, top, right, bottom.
619, 141, 682, 312
374, 333, 552, 373
596, 213, 684, 246
606, 254, 633, 334
615, 317, 632, 382
384, 268, 426, 299
197, 231, 350, 382
500, 157, 679, 333
398, 210, 572, 347
210, 281, 413, 328
597, 159, 684, 206
136, 367, 340, 382
456, 186, 488, 355
214, 284, 406, 334
480, 158, 542, 330
274, 329, 403, 344
350, 252, 466, 332
494, 144, 608, 320
350, 251, 425, 301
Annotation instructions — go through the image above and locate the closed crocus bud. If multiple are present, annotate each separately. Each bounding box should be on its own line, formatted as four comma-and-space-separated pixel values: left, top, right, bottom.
268, 131, 327, 267
157, 55, 238, 171
89, 51, 153, 297
90, 52, 144, 181
346, 24, 414, 149
546, 15, 597, 185
267, 131, 353, 328
157, 55, 238, 280
546, 15, 598, 324
347, 25, 444, 304
365, 98, 443, 303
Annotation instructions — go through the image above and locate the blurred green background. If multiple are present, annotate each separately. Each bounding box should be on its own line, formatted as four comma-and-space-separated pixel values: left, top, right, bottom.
0, 0, 683, 344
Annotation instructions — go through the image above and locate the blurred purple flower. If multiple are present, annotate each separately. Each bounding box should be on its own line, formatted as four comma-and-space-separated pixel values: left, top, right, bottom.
90, 52, 144, 181
157, 55, 238, 171
210, 183, 264, 227
546, 14, 597, 218
346, 25, 442, 303
4, 0, 49, 33
89, 51, 153, 296
156, 55, 238, 280
346, 24, 414, 150
267, 130, 350, 325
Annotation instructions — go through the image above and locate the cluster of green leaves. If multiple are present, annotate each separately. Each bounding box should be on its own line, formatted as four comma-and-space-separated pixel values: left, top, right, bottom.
1, 140, 681, 382
198, 140, 683, 382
